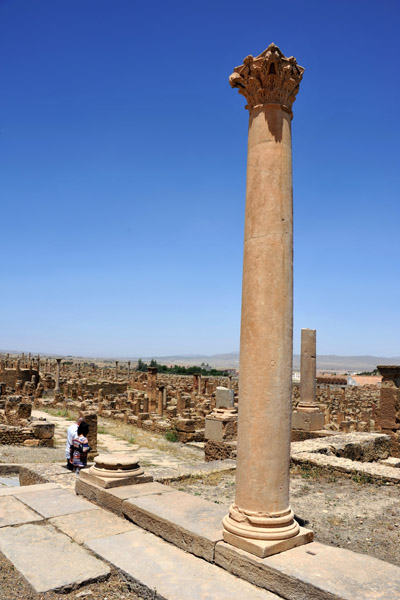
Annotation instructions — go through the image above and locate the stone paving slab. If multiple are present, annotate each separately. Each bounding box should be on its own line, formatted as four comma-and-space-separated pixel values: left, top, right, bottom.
122, 489, 227, 561
0, 523, 110, 593
76, 478, 174, 516
0, 496, 43, 527
18, 487, 99, 518
0, 482, 60, 497
215, 540, 400, 600
50, 507, 136, 543
87, 528, 279, 600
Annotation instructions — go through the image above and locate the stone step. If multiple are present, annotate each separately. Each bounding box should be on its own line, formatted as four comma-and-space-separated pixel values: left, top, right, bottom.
215, 540, 400, 600
122, 488, 227, 561
87, 527, 279, 600
0, 523, 110, 593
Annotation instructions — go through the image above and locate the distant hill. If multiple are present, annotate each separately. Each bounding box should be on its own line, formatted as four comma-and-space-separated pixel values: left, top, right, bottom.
143, 353, 400, 373
2, 348, 399, 373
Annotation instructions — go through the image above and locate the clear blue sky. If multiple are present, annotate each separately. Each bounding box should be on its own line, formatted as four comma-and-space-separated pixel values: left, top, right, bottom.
1, 0, 399, 358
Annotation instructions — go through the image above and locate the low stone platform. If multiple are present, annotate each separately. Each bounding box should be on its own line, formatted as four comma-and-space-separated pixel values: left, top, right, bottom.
1, 478, 400, 599
78, 477, 400, 600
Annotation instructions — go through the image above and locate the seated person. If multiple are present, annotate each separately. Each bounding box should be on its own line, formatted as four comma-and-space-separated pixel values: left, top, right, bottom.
69, 422, 90, 474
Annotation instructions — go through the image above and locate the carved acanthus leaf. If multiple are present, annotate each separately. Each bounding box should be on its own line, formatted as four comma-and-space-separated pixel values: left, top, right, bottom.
230, 43, 304, 113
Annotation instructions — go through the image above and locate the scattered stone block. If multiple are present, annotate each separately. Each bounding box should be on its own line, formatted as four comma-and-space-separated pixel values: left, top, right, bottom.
30, 422, 55, 439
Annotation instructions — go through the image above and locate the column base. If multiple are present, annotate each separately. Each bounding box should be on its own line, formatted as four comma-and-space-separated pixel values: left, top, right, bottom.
223, 526, 313, 558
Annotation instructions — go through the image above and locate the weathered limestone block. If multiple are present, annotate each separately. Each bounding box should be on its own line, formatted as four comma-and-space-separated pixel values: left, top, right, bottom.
205, 416, 237, 442
292, 411, 325, 431
31, 422, 55, 439
205, 440, 237, 462
23, 439, 41, 447
174, 418, 196, 433
137, 412, 149, 426
215, 387, 235, 409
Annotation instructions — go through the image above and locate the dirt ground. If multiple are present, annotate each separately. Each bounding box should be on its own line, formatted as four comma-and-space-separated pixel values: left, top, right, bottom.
169, 465, 400, 568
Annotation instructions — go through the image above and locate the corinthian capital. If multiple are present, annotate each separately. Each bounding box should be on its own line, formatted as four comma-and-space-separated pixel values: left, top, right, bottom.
230, 43, 304, 113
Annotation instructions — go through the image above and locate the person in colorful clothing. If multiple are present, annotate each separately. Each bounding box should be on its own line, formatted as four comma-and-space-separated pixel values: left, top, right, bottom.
65, 417, 84, 471
69, 421, 90, 474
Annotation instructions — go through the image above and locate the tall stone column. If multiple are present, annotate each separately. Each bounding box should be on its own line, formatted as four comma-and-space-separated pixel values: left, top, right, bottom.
115, 361, 119, 378
222, 44, 312, 558
292, 329, 324, 431
55, 358, 62, 392
127, 361, 131, 380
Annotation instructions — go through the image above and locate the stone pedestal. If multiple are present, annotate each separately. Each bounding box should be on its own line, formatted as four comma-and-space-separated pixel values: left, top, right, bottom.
292, 329, 324, 431
205, 404, 238, 462
79, 453, 152, 489
222, 44, 312, 558
216, 386, 235, 409
292, 410, 325, 431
